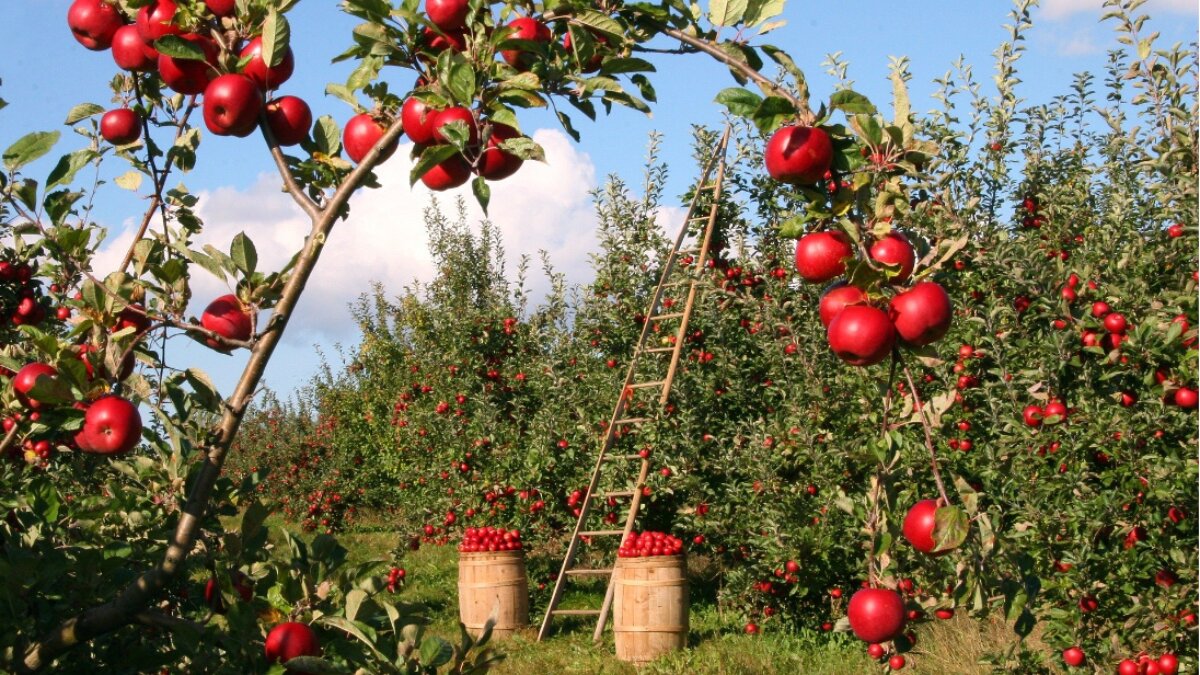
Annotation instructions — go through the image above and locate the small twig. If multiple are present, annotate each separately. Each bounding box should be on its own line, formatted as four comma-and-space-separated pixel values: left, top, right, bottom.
901, 361, 951, 505
0, 422, 20, 456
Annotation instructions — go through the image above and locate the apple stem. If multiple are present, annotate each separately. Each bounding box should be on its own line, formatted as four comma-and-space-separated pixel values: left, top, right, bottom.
902, 362, 952, 506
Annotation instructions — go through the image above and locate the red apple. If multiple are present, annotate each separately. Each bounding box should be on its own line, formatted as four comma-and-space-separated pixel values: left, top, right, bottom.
889, 281, 952, 347
1103, 312, 1127, 333
401, 96, 438, 145
114, 303, 152, 335
431, 106, 479, 145
818, 282, 867, 327
203, 74, 262, 137
763, 125, 833, 185
204, 570, 252, 613
264, 622, 321, 667
1091, 301, 1111, 318
204, 0, 236, 17
100, 109, 142, 146
344, 113, 398, 164
869, 231, 916, 283
420, 26, 467, 53
1159, 654, 1179, 675
421, 154, 472, 191
889, 655, 905, 671
827, 305, 895, 367
425, 0, 470, 31
67, 0, 124, 51
847, 588, 905, 644
477, 123, 523, 180
902, 499, 949, 555
136, 0, 180, 42
1167, 223, 1184, 238
75, 395, 143, 455
1061, 646, 1085, 668
1118, 659, 1140, 675
201, 294, 252, 350
13, 363, 58, 410
111, 24, 158, 72
794, 230, 853, 283
157, 33, 217, 95
240, 36, 295, 90
1043, 400, 1068, 422
1174, 387, 1198, 409
501, 17, 551, 70
265, 96, 312, 146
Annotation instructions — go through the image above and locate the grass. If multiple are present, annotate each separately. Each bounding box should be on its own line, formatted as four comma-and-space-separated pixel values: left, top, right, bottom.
264, 518, 1044, 674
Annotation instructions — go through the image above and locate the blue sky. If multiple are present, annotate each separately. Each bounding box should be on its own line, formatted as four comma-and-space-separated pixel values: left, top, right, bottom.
1, 0, 1197, 399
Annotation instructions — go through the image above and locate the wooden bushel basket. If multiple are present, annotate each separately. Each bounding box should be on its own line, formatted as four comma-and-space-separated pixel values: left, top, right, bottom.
612, 555, 689, 664
458, 550, 529, 640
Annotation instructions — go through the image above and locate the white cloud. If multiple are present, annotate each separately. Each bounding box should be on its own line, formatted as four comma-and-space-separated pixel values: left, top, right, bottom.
1041, 0, 1197, 19
93, 128, 602, 345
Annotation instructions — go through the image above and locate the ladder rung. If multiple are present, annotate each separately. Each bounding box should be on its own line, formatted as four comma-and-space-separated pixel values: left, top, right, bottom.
629, 381, 665, 389
579, 529, 625, 536
613, 417, 649, 425
552, 609, 602, 616
603, 490, 636, 498
643, 346, 676, 353
677, 247, 701, 255
603, 454, 645, 462
651, 312, 686, 321
698, 183, 718, 191
566, 568, 613, 576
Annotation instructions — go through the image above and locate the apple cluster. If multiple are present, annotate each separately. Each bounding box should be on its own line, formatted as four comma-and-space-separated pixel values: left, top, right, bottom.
1115, 652, 1180, 675
385, 566, 406, 593
761, 124, 952, 367
68, 0, 314, 148
458, 526, 522, 553
11, 361, 142, 458
0, 261, 51, 327
617, 530, 684, 558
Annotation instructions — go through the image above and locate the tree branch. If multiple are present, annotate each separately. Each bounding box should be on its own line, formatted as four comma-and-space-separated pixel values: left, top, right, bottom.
257, 111, 321, 221
901, 362, 951, 506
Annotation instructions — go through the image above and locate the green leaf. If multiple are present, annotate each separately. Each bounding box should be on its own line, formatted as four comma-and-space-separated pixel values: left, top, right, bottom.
154, 35, 205, 61
409, 145, 459, 186
43, 190, 84, 227
324, 84, 360, 110
472, 176, 490, 214
419, 636, 453, 668
115, 170, 143, 191
230, 232, 258, 277
714, 88, 762, 117
4, 131, 60, 172
313, 115, 341, 156
709, 0, 747, 27
599, 58, 655, 75
444, 56, 477, 106
46, 149, 96, 191
933, 505, 969, 552
261, 9, 292, 69
345, 588, 367, 622
65, 103, 105, 125
829, 90, 877, 115
744, 0, 785, 26
185, 368, 223, 409
569, 10, 625, 40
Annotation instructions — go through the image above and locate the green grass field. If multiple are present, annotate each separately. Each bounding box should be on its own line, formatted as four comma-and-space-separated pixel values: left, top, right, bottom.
299, 523, 1045, 675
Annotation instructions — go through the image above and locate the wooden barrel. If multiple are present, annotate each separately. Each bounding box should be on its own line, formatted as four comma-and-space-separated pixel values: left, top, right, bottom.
613, 555, 689, 664
457, 550, 529, 640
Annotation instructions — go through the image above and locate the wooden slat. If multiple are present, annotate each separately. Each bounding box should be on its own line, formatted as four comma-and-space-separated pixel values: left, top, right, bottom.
565, 568, 613, 576
650, 312, 686, 321
579, 529, 625, 536
628, 381, 665, 389
553, 609, 603, 616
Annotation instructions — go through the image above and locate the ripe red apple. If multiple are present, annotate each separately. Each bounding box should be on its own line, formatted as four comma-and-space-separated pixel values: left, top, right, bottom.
888, 655, 905, 671
425, 0, 470, 31
67, 0, 124, 51
100, 109, 142, 146
477, 123, 523, 180
1167, 223, 1184, 238
867, 643, 885, 660
265, 96, 312, 146
203, 74, 262, 137
401, 96, 438, 145
111, 24, 158, 72
1103, 312, 1127, 333
889, 281, 952, 347
204, 0, 236, 17
1159, 654, 1179, 674
794, 230, 853, 283
421, 154, 472, 191
1173, 387, 1197, 409
75, 395, 143, 455
819, 282, 867, 327
420, 26, 467, 54
114, 303, 152, 335
157, 33, 218, 95
1091, 301, 1111, 318
136, 0, 180, 42
201, 294, 252, 350
13, 363, 58, 410
764, 125, 833, 185
431, 106, 479, 145
204, 571, 252, 613
343, 113, 398, 164
1061, 646, 1085, 668
1043, 400, 1068, 422
826, 305, 895, 367
501, 17, 551, 70
264, 622, 321, 667
902, 499, 949, 555
869, 231, 916, 283
240, 36, 295, 90
1118, 659, 1140, 675
847, 588, 906, 644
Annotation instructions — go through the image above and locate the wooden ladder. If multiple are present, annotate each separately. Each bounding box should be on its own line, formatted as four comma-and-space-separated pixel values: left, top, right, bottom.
537, 125, 732, 643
